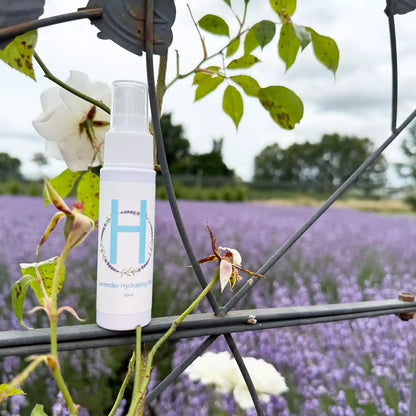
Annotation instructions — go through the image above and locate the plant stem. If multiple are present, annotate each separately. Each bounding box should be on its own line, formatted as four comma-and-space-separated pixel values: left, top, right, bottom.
0, 356, 46, 403
127, 268, 220, 416
50, 244, 70, 357
49, 242, 78, 415
33, 52, 111, 115
132, 326, 142, 400
108, 351, 136, 416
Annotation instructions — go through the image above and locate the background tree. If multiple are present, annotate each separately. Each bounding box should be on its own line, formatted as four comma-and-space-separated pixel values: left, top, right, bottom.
0, 152, 23, 182
160, 114, 234, 177
160, 113, 191, 170
254, 134, 387, 194
32, 152, 48, 177
396, 123, 416, 183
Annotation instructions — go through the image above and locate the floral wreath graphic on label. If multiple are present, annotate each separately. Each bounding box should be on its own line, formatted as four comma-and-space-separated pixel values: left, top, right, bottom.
99, 209, 154, 277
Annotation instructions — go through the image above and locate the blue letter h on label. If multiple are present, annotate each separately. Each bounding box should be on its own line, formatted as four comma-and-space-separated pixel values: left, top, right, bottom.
110, 199, 147, 265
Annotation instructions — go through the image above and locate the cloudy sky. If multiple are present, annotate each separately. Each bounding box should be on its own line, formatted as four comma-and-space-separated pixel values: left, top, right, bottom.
1, 0, 416, 182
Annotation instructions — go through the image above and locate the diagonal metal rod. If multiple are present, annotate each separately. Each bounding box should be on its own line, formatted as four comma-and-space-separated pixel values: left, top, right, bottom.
386, 0, 398, 133
224, 107, 416, 313
147, 335, 218, 403
144, 3, 220, 316
225, 333, 264, 415
143, 2, 259, 411
0, 9, 102, 41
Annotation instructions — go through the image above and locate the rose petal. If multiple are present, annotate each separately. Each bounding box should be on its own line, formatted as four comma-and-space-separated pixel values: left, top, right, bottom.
219, 260, 233, 292
57, 132, 99, 172
219, 247, 242, 266
32, 105, 79, 141
40, 87, 60, 112
59, 71, 93, 117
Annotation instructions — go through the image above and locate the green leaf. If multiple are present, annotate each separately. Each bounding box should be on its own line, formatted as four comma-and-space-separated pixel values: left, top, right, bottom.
198, 14, 229, 37
244, 26, 259, 55
256, 20, 276, 49
195, 76, 224, 101
20, 257, 65, 304
12, 275, 40, 329
77, 171, 100, 223
222, 0, 232, 7
344, 388, 359, 410
223, 85, 243, 129
44, 169, 81, 206
226, 38, 240, 57
270, 0, 297, 16
193, 66, 220, 85
31, 404, 48, 416
0, 31, 37, 80
258, 86, 303, 129
306, 27, 339, 74
361, 403, 378, 415
0, 384, 25, 397
378, 377, 400, 413
278, 23, 300, 70
292, 23, 311, 50
231, 75, 260, 97
227, 54, 260, 69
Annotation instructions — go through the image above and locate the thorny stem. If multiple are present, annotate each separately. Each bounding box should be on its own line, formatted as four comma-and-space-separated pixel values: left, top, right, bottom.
33, 52, 111, 115
127, 268, 220, 416
132, 327, 142, 405
151, 55, 168, 169
49, 242, 78, 415
108, 351, 136, 416
0, 356, 46, 403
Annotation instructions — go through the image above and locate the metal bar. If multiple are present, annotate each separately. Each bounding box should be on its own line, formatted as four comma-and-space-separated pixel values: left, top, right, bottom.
225, 107, 416, 313
147, 335, 218, 403
225, 333, 264, 415
408, 346, 416, 416
386, 0, 398, 133
1, 300, 414, 357
0, 9, 102, 40
144, 3, 220, 315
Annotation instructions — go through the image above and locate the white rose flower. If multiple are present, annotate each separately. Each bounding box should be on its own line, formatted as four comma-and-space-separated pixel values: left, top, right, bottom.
32, 71, 111, 172
185, 351, 234, 393
228, 356, 289, 409
185, 351, 288, 410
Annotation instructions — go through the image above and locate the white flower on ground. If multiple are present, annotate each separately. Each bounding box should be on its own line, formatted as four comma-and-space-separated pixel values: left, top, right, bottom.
185, 351, 288, 410
185, 351, 234, 393
32, 71, 111, 172
228, 356, 289, 409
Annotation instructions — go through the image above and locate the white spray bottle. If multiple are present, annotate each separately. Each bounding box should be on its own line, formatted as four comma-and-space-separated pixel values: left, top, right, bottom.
96, 80, 155, 331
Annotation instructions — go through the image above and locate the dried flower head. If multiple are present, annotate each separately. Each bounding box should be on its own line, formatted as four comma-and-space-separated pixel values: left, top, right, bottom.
198, 223, 264, 292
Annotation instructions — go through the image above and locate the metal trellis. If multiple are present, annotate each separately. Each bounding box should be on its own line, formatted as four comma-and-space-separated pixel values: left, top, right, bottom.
1, 1, 416, 415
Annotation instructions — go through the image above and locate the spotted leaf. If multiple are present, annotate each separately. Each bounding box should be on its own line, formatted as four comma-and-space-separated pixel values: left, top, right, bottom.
0, 31, 37, 80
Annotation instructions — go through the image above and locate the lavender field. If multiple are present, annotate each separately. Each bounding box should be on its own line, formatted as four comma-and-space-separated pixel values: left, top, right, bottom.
1, 195, 416, 415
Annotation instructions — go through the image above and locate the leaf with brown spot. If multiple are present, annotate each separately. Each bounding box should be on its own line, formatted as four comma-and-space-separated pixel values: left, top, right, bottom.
44, 169, 81, 207
0, 31, 37, 80
258, 86, 303, 129
77, 171, 100, 223
20, 257, 65, 305
12, 274, 40, 329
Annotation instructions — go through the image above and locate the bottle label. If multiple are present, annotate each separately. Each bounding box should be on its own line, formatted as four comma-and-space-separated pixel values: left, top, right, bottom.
97, 181, 155, 315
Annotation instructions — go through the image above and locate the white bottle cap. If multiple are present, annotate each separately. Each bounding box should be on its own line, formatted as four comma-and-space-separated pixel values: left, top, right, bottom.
110, 81, 148, 132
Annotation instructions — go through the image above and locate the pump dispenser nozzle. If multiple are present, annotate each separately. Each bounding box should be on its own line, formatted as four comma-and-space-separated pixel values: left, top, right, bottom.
111, 81, 148, 132
103, 80, 152, 168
